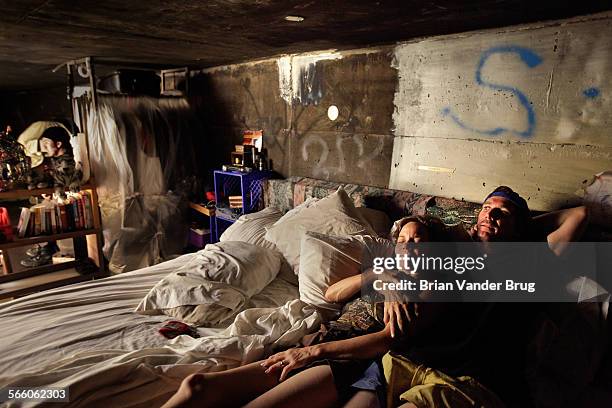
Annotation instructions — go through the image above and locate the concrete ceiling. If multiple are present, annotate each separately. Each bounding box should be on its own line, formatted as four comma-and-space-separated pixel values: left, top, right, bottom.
1, 0, 611, 91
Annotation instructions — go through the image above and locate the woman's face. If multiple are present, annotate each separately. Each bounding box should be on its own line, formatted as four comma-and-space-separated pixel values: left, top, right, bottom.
395, 221, 430, 259
397, 221, 429, 244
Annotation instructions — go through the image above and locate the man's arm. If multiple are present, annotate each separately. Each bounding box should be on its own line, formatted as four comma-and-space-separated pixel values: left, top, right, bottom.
262, 324, 394, 381
262, 302, 447, 380
312, 301, 446, 360
311, 324, 394, 360
532, 206, 589, 256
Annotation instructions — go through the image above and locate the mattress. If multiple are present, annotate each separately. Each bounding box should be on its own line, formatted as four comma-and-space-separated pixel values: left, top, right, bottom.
0, 252, 317, 407
0, 254, 219, 379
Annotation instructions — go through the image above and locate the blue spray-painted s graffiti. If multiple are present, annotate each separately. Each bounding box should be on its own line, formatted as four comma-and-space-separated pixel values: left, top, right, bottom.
441, 46, 543, 138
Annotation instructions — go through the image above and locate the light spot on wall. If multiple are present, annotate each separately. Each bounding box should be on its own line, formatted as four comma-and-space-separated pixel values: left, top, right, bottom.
327, 105, 339, 121
277, 51, 343, 105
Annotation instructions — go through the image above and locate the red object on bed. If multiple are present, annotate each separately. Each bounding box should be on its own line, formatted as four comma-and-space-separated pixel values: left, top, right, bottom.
158, 320, 200, 339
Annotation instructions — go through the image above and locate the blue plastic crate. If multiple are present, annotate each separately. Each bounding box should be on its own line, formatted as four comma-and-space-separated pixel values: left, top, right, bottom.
213, 170, 271, 241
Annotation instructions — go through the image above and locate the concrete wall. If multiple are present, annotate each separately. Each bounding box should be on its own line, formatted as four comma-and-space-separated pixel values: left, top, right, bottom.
192, 50, 397, 187
196, 11, 612, 210
390, 13, 612, 210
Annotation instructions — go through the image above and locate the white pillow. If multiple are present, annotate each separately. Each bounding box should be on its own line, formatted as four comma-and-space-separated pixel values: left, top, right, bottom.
163, 275, 300, 326
135, 241, 281, 326
298, 231, 394, 315
220, 206, 282, 249
271, 197, 319, 226
219, 206, 298, 286
356, 207, 392, 238
264, 188, 376, 273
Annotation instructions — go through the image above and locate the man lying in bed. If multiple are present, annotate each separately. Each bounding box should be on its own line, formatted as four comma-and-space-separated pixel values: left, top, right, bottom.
326, 185, 589, 337
162, 186, 588, 408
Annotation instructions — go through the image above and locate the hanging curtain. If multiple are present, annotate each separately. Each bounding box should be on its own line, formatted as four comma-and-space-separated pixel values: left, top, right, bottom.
84, 95, 204, 273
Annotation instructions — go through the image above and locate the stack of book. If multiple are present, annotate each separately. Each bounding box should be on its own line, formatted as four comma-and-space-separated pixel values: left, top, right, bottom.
228, 195, 243, 209
16, 191, 95, 238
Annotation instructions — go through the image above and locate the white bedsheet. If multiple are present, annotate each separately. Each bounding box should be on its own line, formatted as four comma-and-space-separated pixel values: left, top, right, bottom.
0, 254, 320, 407
136, 242, 284, 327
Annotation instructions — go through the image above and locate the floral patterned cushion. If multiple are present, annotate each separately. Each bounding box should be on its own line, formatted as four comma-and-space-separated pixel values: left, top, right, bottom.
426, 197, 481, 228
314, 298, 384, 343
265, 176, 482, 230
265, 177, 433, 221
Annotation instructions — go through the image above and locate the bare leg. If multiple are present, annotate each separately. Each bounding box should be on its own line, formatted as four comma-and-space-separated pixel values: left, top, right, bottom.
162, 361, 279, 408
342, 390, 380, 408
243, 365, 338, 408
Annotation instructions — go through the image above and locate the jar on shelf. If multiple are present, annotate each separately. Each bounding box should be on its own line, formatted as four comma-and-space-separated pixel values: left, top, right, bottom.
0, 131, 31, 191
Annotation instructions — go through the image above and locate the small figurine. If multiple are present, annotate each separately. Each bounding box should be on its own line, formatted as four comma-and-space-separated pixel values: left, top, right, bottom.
0, 125, 30, 191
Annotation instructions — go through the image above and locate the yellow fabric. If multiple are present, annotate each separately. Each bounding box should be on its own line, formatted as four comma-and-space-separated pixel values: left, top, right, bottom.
382, 352, 505, 408
16, 121, 71, 167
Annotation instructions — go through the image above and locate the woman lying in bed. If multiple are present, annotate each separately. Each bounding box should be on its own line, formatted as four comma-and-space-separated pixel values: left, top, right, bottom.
162, 187, 588, 408
323, 215, 451, 339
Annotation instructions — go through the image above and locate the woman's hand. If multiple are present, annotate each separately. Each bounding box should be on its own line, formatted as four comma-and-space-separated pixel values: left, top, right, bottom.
260, 346, 318, 382
383, 301, 418, 338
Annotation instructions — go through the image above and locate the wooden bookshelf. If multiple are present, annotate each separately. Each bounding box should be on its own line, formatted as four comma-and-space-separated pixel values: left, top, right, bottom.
0, 182, 106, 299
0, 267, 106, 300
189, 202, 215, 217
0, 228, 101, 250
0, 183, 96, 200
0, 258, 76, 284
0, 228, 100, 250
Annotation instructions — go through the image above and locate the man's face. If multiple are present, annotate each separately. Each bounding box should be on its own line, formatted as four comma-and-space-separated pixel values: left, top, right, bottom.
474, 196, 520, 242
39, 137, 61, 157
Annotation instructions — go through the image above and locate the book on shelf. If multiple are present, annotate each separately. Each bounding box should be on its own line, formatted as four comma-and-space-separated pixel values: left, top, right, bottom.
17, 207, 31, 238
228, 195, 243, 209
34, 206, 42, 235
14, 190, 95, 239
50, 208, 57, 234
83, 193, 92, 229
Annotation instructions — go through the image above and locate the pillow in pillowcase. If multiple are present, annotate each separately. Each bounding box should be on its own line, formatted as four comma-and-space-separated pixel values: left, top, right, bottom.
264, 188, 376, 273
219, 206, 298, 286
271, 196, 319, 226
135, 241, 282, 326
220, 206, 282, 250
298, 231, 394, 317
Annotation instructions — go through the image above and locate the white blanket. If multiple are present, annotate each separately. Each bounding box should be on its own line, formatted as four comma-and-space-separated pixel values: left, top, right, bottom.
0, 254, 320, 407
135, 242, 284, 326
